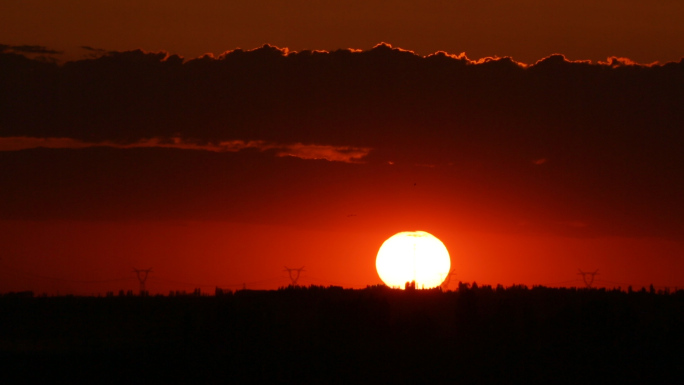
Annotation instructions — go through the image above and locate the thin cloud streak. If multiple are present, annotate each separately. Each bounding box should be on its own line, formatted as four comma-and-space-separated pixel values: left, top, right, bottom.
0, 44, 63, 55
273, 142, 371, 163
0, 137, 372, 163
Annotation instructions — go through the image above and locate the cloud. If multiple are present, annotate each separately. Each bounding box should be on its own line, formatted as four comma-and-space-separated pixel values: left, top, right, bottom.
0, 137, 372, 163
2, 44, 682, 146
80, 45, 107, 52
0, 44, 62, 55
0, 43, 682, 238
273, 143, 371, 163
0, 136, 223, 152
79, 45, 110, 59
217, 140, 372, 163
599, 56, 656, 68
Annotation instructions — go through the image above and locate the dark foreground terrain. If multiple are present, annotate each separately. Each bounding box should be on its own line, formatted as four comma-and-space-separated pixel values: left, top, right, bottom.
1, 285, 682, 384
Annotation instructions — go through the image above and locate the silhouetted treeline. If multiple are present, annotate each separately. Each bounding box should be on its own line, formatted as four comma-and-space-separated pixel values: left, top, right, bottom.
1, 285, 682, 383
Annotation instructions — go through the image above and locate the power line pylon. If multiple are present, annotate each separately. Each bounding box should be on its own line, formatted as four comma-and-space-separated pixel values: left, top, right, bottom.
440, 266, 457, 291
578, 269, 599, 288
284, 266, 305, 286
133, 268, 152, 295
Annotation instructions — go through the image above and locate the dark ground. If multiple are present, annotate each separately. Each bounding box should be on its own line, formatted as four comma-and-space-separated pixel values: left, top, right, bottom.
1, 285, 682, 384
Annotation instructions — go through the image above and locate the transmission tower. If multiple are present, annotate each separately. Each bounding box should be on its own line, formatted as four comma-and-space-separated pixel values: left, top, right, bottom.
578, 269, 599, 288
440, 266, 458, 291
284, 266, 305, 286
133, 268, 152, 295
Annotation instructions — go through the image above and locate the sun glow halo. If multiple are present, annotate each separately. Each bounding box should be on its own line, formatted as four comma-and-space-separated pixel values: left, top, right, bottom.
375, 231, 451, 289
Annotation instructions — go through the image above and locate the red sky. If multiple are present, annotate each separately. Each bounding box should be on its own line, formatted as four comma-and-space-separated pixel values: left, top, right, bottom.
1, 2, 683, 295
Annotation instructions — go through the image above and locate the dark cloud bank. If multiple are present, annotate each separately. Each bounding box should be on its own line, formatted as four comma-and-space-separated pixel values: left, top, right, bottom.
1, 44, 683, 238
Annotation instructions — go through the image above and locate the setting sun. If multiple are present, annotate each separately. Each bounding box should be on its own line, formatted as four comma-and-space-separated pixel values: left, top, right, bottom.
376, 231, 451, 289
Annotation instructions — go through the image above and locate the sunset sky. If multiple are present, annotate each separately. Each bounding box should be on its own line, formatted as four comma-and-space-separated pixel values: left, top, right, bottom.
1, 1, 683, 295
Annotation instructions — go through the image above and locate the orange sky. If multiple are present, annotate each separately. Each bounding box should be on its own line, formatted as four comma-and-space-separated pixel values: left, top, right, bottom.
1, 2, 683, 295
2, 0, 684, 64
